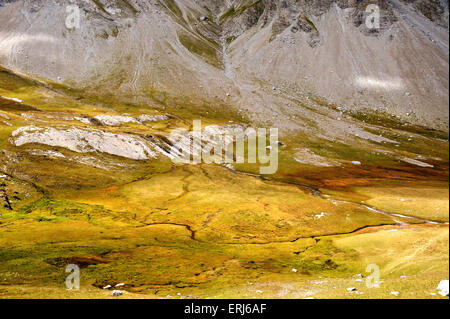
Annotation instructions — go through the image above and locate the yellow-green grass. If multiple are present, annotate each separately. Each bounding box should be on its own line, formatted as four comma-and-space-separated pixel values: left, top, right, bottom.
63, 165, 398, 243
1, 202, 447, 299
0, 201, 353, 298
0, 285, 158, 299
0, 65, 448, 299
351, 181, 449, 222
330, 225, 449, 299
0, 145, 448, 299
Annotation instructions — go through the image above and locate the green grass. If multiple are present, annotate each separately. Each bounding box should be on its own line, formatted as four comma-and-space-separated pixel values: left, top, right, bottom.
0, 195, 447, 298
0, 63, 448, 299
218, 0, 263, 25
178, 31, 222, 68
352, 182, 449, 222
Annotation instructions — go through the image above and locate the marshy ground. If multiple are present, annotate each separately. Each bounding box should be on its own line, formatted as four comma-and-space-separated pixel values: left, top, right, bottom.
0, 67, 448, 299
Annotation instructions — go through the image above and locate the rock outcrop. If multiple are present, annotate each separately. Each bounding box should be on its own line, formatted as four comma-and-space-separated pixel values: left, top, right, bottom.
11, 126, 157, 160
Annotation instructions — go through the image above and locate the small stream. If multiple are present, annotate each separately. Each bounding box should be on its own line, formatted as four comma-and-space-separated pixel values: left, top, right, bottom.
225, 166, 449, 226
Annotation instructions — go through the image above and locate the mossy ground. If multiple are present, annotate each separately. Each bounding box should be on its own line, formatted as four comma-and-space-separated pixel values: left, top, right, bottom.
0, 67, 448, 299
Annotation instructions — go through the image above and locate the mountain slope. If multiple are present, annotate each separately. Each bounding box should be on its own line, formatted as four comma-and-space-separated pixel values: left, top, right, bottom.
0, 0, 449, 300
0, 0, 448, 133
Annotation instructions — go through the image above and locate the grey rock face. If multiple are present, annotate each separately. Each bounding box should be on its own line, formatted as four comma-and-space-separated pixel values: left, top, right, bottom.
11, 126, 157, 160
0, 0, 448, 132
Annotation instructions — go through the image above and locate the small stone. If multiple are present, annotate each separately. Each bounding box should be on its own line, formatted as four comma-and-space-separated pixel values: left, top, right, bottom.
292, 268, 298, 273
437, 280, 449, 296
314, 212, 326, 219
112, 290, 123, 297
346, 287, 357, 292
391, 291, 399, 296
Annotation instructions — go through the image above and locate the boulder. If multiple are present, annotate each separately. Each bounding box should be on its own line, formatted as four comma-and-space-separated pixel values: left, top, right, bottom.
437, 280, 449, 296
112, 290, 123, 297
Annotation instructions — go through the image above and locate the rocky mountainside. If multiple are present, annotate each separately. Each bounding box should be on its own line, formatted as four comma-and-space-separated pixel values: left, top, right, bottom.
0, 0, 448, 134
0, 1, 449, 300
